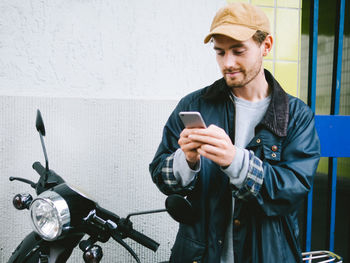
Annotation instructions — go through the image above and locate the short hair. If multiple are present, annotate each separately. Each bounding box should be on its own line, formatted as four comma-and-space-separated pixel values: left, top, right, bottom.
252, 30, 269, 45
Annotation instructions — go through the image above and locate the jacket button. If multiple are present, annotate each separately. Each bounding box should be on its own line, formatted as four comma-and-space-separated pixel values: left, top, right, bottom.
218, 240, 222, 245
272, 145, 278, 151
234, 219, 241, 227
271, 153, 277, 158
256, 138, 261, 143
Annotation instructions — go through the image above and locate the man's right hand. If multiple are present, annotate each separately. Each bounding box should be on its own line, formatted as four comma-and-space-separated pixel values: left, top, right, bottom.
178, 128, 203, 169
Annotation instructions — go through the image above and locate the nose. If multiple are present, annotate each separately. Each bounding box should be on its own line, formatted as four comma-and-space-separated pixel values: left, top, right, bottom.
223, 53, 236, 69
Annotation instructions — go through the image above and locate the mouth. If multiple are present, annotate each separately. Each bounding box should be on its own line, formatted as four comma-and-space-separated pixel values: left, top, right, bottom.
225, 71, 241, 78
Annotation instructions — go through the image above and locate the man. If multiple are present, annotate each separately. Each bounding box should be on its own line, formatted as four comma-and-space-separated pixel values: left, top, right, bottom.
150, 2, 320, 263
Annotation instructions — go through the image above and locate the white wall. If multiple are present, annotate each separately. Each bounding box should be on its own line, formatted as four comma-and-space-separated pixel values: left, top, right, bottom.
0, 0, 225, 262
0, 0, 222, 99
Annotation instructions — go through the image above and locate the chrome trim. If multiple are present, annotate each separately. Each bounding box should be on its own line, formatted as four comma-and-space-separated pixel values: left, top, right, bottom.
30, 191, 70, 241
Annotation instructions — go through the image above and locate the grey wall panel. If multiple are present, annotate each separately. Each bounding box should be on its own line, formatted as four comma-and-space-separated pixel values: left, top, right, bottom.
0, 96, 179, 262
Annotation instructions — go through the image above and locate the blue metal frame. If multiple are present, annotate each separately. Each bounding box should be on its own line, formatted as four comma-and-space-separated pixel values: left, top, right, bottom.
331, 0, 345, 117
327, 0, 345, 252
328, 157, 338, 251
307, 0, 319, 113
305, 0, 319, 252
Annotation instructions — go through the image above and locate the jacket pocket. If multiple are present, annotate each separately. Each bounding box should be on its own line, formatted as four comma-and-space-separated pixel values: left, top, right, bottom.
170, 234, 206, 263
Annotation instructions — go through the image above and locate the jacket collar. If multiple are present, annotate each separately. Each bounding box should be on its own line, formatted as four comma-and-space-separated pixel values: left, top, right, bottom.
260, 69, 289, 137
203, 69, 289, 137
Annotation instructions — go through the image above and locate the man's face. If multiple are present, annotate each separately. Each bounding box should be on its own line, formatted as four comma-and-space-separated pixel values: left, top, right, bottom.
213, 34, 266, 88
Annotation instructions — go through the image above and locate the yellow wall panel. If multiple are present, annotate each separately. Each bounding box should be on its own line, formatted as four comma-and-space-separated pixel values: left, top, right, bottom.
277, 0, 300, 8
275, 8, 299, 61
227, 0, 249, 3
252, 0, 274, 6
263, 60, 274, 73
275, 61, 298, 96
260, 7, 275, 60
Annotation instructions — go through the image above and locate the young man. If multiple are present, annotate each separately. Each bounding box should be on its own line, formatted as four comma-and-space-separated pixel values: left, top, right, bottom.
150, 3, 320, 263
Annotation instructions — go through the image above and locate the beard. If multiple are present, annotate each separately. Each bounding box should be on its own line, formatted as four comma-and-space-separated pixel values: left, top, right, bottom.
223, 59, 263, 88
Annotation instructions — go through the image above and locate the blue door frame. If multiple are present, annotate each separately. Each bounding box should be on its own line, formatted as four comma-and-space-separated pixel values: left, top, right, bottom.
305, 0, 349, 252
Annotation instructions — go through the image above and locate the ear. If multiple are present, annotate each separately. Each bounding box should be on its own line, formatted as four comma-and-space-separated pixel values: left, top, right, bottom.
262, 35, 273, 57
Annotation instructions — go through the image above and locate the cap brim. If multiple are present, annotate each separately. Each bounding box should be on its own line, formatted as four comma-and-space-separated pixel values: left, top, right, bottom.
204, 24, 257, 43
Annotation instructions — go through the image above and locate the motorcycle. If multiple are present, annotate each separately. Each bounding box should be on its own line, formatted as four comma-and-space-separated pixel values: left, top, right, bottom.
8, 110, 194, 263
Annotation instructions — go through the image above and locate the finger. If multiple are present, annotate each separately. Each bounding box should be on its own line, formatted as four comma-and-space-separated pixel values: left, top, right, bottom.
180, 129, 191, 138
180, 128, 204, 138
188, 134, 225, 147
179, 134, 202, 144
197, 148, 223, 164
181, 141, 203, 152
193, 125, 226, 139
178, 136, 192, 145
199, 144, 225, 156
207, 124, 226, 134
198, 144, 235, 167
179, 136, 203, 147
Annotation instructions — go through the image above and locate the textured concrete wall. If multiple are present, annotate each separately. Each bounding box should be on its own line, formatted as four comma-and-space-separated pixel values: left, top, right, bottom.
0, 0, 225, 262
0, 0, 222, 99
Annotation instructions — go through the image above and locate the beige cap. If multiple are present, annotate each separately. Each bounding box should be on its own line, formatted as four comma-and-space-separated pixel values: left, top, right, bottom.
204, 2, 270, 43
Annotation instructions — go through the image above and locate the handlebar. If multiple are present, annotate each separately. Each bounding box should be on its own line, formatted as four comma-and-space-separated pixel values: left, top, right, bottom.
127, 228, 159, 252
90, 208, 160, 252
32, 162, 46, 177
96, 205, 120, 224
32, 161, 65, 195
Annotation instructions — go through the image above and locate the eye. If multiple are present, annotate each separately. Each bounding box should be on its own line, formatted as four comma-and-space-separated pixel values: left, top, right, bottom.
216, 51, 225, 56
233, 49, 245, 55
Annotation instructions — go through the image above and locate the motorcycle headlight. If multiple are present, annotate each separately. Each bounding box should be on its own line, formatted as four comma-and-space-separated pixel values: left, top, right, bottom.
30, 191, 70, 241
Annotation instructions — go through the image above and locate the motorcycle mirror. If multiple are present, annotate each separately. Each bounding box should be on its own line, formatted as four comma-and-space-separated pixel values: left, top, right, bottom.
165, 194, 196, 225
36, 109, 49, 171
36, 109, 46, 136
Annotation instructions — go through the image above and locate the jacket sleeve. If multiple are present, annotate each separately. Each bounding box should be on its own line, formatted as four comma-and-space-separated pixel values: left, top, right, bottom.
149, 100, 198, 195
233, 106, 320, 216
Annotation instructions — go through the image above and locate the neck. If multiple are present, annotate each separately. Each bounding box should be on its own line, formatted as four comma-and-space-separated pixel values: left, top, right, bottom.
231, 68, 270, 102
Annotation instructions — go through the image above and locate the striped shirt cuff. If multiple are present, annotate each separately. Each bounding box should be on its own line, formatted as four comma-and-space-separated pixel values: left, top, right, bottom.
232, 151, 264, 200
161, 152, 197, 192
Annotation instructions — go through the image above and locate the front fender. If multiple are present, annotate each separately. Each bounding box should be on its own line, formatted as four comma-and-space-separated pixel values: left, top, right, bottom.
8, 232, 44, 263
8, 232, 84, 263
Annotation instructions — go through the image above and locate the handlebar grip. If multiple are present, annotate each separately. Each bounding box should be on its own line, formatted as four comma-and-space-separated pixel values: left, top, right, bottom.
127, 229, 159, 252
32, 162, 46, 176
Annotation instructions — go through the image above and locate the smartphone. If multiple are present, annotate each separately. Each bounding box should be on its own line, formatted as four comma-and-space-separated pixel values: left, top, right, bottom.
179, 111, 207, 129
